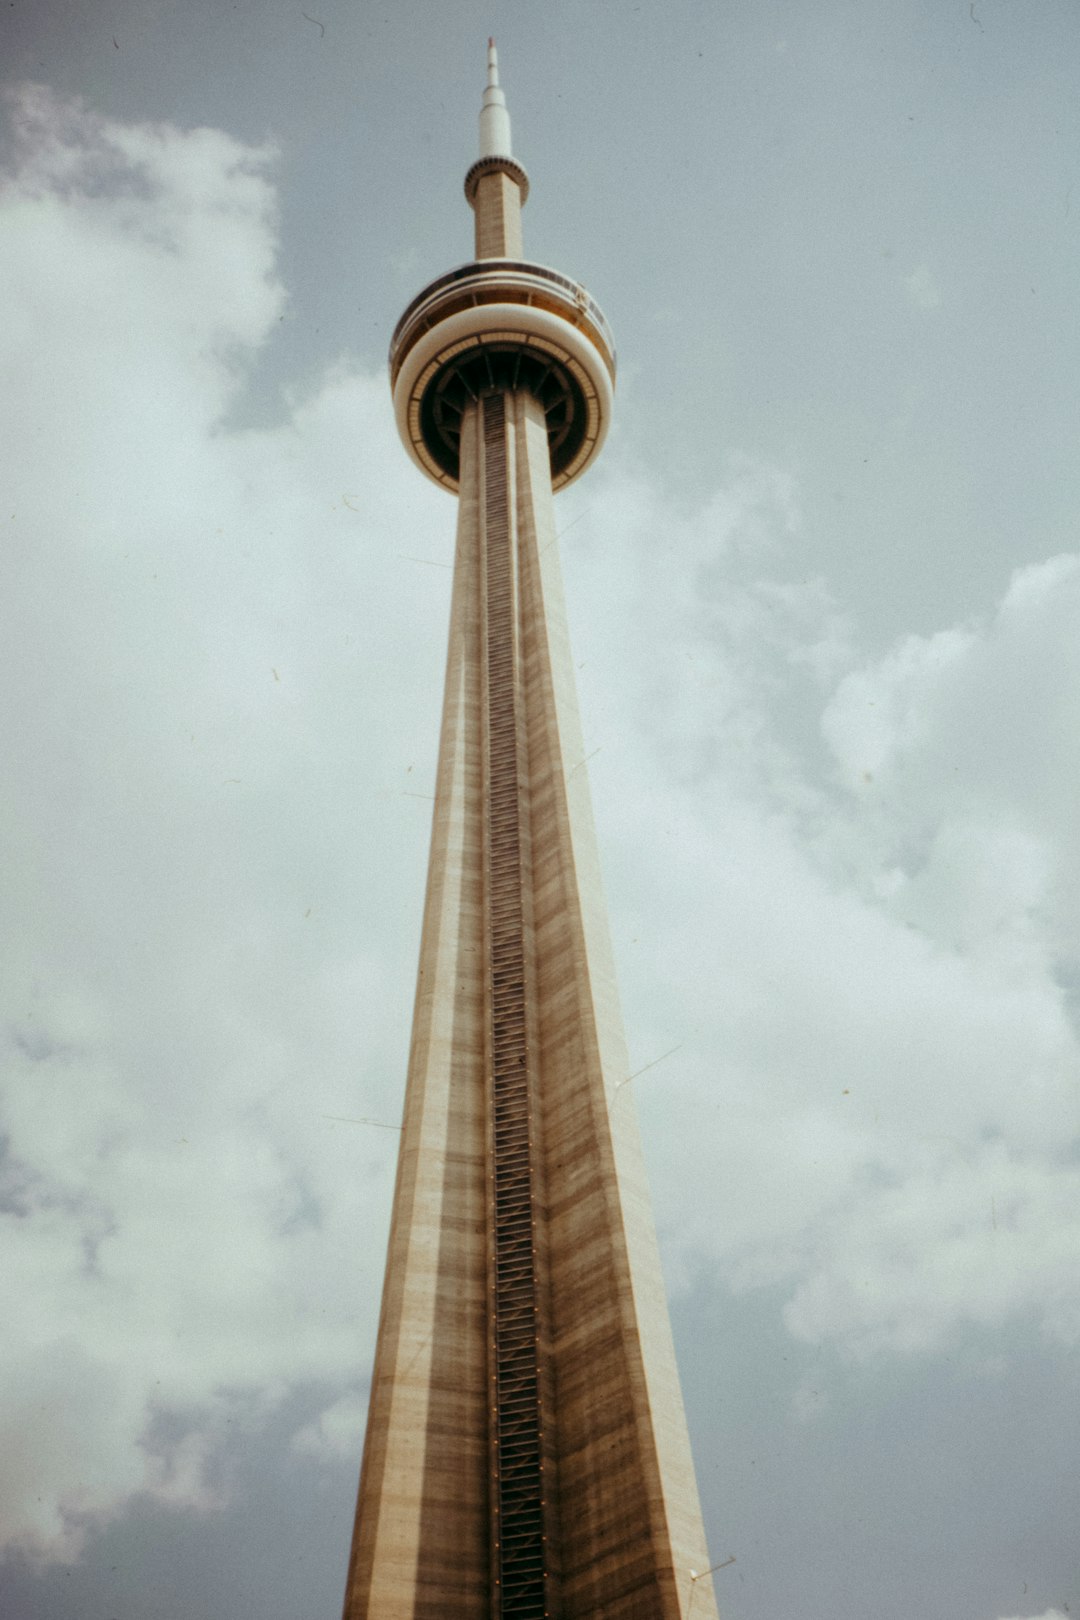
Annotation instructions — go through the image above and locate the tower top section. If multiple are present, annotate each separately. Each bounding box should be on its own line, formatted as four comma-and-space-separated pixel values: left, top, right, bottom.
388, 42, 615, 493
479, 38, 512, 158
464, 37, 530, 214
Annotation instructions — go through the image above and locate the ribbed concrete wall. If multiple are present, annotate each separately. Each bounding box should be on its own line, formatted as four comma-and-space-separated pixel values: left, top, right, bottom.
342, 392, 718, 1620
473, 170, 524, 259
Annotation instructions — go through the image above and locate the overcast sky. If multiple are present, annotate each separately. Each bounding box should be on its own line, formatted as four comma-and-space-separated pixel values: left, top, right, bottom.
1, 2, 1078, 1617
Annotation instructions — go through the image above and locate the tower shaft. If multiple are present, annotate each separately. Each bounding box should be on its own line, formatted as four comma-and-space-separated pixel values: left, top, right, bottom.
472, 171, 524, 258
343, 390, 718, 1618
343, 45, 719, 1620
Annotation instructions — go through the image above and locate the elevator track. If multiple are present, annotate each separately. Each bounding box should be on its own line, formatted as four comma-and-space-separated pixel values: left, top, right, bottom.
482, 391, 549, 1619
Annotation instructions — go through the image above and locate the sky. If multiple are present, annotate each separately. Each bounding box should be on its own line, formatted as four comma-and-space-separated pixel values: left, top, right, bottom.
0, 1, 1078, 1616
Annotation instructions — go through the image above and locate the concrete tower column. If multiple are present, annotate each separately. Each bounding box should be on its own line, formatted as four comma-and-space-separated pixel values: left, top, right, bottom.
342, 45, 720, 1620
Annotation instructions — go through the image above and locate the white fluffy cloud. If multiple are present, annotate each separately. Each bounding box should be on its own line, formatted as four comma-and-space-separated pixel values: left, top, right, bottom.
560, 439, 1080, 1360
2, 83, 1077, 1568
824, 552, 1080, 957
997, 1612, 1070, 1620
0, 85, 446, 1560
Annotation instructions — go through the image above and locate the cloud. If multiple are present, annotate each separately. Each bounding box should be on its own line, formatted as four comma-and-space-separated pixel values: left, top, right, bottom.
997, 1612, 1070, 1620
559, 435, 1080, 1360
0, 84, 446, 1560
904, 261, 942, 308
823, 552, 1080, 961
2, 82, 1077, 1569
291, 1390, 367, 1463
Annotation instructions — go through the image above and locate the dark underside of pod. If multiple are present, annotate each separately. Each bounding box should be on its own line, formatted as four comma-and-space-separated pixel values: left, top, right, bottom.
419, 343, 587, 482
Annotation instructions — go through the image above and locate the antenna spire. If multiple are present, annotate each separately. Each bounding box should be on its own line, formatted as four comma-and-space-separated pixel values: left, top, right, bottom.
479, 36, 513, 157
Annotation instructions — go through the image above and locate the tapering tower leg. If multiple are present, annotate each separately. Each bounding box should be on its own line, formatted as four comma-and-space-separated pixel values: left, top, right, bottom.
342, 400, 491, 1619
509, 391, 719, 1620
343, 386, 718, 1618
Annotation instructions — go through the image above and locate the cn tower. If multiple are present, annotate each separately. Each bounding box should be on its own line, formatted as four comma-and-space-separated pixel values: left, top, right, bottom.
343, 44, 719, 1620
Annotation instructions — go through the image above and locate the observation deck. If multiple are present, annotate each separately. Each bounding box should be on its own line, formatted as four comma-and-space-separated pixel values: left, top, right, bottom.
390, 258, 617, 493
